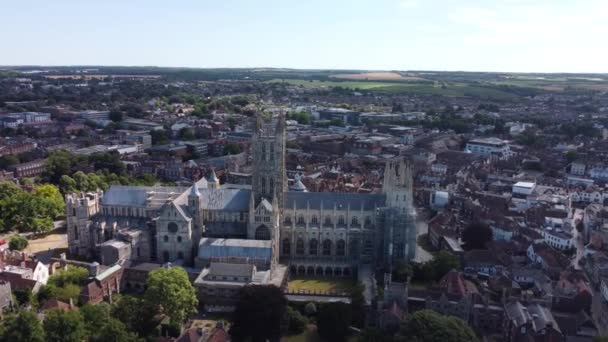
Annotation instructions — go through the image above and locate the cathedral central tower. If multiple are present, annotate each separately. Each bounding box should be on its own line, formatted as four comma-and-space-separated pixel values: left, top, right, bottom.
251, 113, 287, 210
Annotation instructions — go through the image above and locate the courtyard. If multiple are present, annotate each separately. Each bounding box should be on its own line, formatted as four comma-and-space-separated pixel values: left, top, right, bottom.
287, 276, 356, 295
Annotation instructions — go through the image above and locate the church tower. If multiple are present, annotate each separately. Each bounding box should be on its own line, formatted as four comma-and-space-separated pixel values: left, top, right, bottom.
248, 113, 286, 250
251, 113, 286, 209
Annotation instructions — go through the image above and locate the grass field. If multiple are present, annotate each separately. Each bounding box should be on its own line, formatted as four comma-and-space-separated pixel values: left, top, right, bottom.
329, 71, 424, 81
288, 277, 356, 294
268, 78, 520, 100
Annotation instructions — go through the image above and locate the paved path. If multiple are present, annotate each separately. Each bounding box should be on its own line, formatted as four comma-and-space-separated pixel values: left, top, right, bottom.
414, 219, 433, 263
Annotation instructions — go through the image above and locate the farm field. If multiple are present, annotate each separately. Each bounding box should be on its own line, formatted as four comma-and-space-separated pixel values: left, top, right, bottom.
268, 78, 520, 101
329, 71, 424, 81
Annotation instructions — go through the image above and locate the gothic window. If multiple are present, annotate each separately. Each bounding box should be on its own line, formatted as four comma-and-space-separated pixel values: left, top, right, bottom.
73, 226, 79, 240
163, 235, 169, 242
296, 239, 304, 255
168, 222, 179, 233
338, 215, 345, 225
324, 216, 332, 226
270, 178, 274, 195
177, 236, 182, 243
261, 177, 266, 194
269, 144, 274, 161
311, 215, 318, 225
322, 239, 332, 256
284, 216, 292, 225
309, 239, 318, 255
337, 239, 346, 256
163, 251, 170, 262
365, 216, 372, 225
255, 225, 271, 240
282, 238, 291, 255
255, 216, 261, 222
364, 239, 373, 252
261, 144, 266, 161
297, 215, 305, 225
351, 216, 358, 225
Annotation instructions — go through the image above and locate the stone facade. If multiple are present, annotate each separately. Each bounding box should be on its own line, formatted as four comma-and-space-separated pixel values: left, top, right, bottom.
65, 113, 418, 276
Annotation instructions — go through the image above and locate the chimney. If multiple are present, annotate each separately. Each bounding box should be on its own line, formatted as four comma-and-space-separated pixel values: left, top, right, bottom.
89, 262, 100, 277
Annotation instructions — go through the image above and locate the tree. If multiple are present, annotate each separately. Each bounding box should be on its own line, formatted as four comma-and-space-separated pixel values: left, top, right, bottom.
48, 266, 89, 287
462, 222, 493, 250
9, 235, 28, 251
13, 288, 34, 307
393, 260, 412, 282
43, 309, 86, 342
0, 310, 45, 342
150, 129, 170, 145
109, 110, 123, 122
399, 310, 478, 342
178, 127, 195, 140
304, 302, 317, 315
414, 251, 460, 282
317, 303, 352, 342
286, 306, 308, 335
33, 184, 65, 219
59, 175, 78, 194
112, 295, 157, 337
43, 150, 74, 184
230, 285, 287, 342
144, 267, 197, 324
90, 318, 139, 342
80, 303, 111, 336
223, 143, 242, 155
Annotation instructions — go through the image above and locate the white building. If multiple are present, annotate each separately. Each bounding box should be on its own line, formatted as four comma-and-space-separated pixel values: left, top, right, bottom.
542, 228, 573, 251
465, 137, 511, 157
512, 182, 536, 198
570, 162, 586, 176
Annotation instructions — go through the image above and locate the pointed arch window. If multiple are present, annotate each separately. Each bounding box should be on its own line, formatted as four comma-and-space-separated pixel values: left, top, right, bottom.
309, 239, 318, 255
296, 239, 304, 255
322, 239, 332, 256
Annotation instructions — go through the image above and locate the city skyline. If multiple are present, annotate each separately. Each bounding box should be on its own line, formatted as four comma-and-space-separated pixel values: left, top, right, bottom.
1, 0, 607, 73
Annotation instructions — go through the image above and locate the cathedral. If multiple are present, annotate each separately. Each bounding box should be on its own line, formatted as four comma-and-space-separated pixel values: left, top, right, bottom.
65, 113, 417, 278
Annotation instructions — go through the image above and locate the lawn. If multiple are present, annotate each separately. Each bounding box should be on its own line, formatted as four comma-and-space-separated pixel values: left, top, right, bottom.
287, 277, 356, 295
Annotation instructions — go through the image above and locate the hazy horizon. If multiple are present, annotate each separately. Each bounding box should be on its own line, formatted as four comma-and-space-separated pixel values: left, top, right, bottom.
1, 0, 607, 73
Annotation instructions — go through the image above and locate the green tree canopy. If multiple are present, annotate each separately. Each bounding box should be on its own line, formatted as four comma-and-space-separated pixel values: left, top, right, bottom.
9, 235, 29, 251
0, 310, 45, 342
230, 285, 287, 342
43, 309, 86, 342
112, 295, 157, 337
317, 302, 353, 342
399, 310, 478, 342
90, 318, 139, 342
144, 267, 198, 324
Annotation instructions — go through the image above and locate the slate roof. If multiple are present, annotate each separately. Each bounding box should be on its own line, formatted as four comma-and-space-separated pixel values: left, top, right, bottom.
283, 191, 385, 210
208, 262, 254, 277
198, 189, 251, 211
102, 185, 187, 208
198, 238, 272, 260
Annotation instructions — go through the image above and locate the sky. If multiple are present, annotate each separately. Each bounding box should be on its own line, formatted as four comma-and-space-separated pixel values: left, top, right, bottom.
1, 0, 607, 73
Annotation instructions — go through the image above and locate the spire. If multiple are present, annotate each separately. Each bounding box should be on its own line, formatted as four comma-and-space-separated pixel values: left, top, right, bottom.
207, 169, 220, 189
190, 182, 201, 197
208, 169, 219, 183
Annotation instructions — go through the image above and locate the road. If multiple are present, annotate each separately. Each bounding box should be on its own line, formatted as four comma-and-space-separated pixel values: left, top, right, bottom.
571, 208, 585, 270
